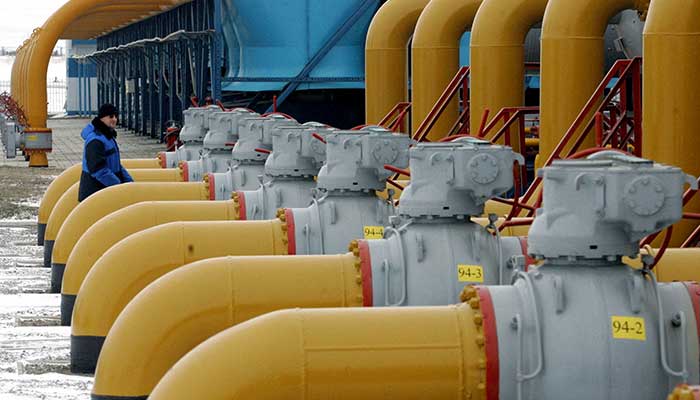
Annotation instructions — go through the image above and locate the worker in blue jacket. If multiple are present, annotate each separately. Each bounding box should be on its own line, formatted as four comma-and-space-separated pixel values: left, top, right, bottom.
78, 104, 133, 202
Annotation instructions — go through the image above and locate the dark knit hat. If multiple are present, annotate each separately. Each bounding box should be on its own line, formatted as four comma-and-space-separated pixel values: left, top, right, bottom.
97, 103, 119, 119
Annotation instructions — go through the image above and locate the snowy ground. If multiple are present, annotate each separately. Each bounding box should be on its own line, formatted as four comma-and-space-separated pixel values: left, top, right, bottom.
0, 219, 93, 399
0, 119, 163, 399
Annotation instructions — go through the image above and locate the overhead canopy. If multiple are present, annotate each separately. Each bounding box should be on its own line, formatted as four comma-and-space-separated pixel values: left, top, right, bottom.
12, 0, 193, 129
61, 1, 192, 39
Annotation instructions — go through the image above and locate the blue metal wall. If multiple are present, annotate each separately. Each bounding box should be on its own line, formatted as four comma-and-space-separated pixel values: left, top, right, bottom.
221, 0, 379, 92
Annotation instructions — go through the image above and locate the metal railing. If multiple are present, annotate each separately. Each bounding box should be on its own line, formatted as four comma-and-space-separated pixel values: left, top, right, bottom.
0, 80, 67, 115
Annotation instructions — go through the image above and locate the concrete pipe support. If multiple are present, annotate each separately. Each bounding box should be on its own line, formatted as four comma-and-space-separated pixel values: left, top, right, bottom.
42, 168, 182, 268
37, 159, 160, 245
70, 219, 289, 373
411, 0, 482, 140
365, 0, 430, 124
59, 199, 238, 311
48, 181, 208, 283
91, 254, 363, 399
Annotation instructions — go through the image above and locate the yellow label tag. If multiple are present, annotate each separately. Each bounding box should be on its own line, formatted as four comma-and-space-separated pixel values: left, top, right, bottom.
457, 264, 484, 283
363, 226, 384, 240
611, 316, 646, 341
26, 136, 38, 142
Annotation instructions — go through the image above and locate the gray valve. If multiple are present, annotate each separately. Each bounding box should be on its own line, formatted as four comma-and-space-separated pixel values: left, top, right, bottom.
316, 128, 413, 192
232, 114, 297, 162
528, 151, 697, 260
399, 141, 525, 218
265, 122, 335, 177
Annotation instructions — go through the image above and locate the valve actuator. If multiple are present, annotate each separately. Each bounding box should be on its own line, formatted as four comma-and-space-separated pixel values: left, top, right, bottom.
236, 122, 336, 220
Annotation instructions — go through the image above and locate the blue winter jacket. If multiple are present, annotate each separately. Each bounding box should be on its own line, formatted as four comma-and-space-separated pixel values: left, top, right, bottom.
78, 118, 133, 201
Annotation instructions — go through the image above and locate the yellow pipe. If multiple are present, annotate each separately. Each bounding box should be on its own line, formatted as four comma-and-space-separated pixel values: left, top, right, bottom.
62, 200, 238, 301
642, 0, 700, 245
38, 159, 161, 244
71, 221, 288, 342
43, 168, 182, 249
22, 0, 180, 128
91, 254, 364, 398
411, 0, 482, 141
538, 0, 637, 167
365, 0, 430, 124
148, 305, 483, 400
469, 0, 549, 152
50, 181, 208, 271
624, 248, 700, 283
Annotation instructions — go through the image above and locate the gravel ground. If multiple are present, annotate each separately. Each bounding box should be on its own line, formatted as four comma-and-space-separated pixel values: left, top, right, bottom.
0, 118, 165, 399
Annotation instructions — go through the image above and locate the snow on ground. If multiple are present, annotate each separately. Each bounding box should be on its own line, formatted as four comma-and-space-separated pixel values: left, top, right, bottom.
0, 217, 92, 399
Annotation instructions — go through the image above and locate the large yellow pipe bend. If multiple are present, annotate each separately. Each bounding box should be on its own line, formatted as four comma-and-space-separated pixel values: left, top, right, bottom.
469, 0, 549, 151
23, 0, 180, 128
149, 306, 483, 400
38, 159, 161, 245
61, 200, 238, 316
365, 0, 430, 124
411, 0, 482, 141
538, 0, 639, 167
70, 220, 288, 373
44, 168, 182, 250
50, 181, 207, 273
91, 254, 363, 398
643, 0, 700, 245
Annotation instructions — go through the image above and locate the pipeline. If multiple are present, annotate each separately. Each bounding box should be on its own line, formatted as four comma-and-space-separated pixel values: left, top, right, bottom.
59, 121, 332, 297
469, 0, 549, 151
365, 0, 429, 124
88, 141, 530, 397
70, 219, 289, 374
58, 200, 237, 311
48, 181, 208, 288
36, 159, 160, 245
69, 129, 410, 372
42, 168, 183, 269
148, 155, 700, 400
411, 0, 482, 140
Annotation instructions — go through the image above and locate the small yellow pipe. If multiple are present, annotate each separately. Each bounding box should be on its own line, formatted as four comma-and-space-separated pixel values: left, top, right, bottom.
92, 254, 363, 398
72, 220, 288, 340
411, 0, 482, 141
624, 248, 700, 283
538, 0, 637, 167
43, 168, 182, 246
50, 181, 208, 268
469, 0, 549, 152
365, 0, 430, 124
38, 159, 161, 239
642, 0, 700, 245
149, 306, 484, 400
62, 200, 238, 299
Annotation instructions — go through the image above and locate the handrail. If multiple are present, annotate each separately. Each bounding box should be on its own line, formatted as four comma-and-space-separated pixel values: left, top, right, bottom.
501, 58, 643, 219
412, 66, 470, 142
378, 102, 411, 133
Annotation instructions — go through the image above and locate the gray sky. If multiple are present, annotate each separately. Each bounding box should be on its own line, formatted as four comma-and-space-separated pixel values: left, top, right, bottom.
0, 1, 70, 48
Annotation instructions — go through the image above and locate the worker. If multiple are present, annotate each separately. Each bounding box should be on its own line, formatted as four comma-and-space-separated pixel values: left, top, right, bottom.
78, 104, 133, 202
